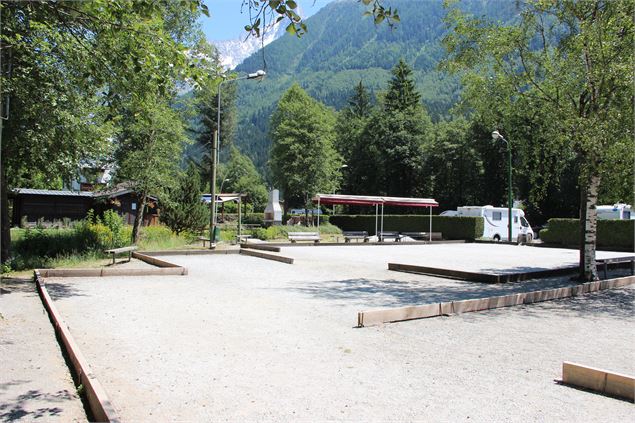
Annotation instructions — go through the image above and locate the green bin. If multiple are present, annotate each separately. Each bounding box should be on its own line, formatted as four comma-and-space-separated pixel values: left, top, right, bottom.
212, 226, 221, 242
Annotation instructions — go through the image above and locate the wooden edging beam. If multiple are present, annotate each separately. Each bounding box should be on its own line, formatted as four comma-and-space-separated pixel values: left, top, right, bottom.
138, 249, 239, 256
562, 362, 634, 402
34, 271, 121, 422
388, 262, 578, 283
357, 275, 635, 327
239, 248, 294, 264
240, 243, 282, 253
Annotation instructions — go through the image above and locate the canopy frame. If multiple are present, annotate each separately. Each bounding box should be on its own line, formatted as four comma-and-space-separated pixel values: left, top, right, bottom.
313, 194, 439, 242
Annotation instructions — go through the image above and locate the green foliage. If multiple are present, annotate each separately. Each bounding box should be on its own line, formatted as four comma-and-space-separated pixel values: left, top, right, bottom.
269, 84, 342, 209
219, 147, 268, 211
250, 223, 341, 240
330, 215, 484, 240
161, 164, 209, 235
540, 219, 634, 250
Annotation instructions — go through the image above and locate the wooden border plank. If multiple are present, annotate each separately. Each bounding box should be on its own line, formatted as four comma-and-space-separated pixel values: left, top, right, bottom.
239, 248, 294, 264
358, 275, 635, 327
562, 362, 634, 402
240, 243, 282, 253
388, 262, 579, 283
35, 271, 121, 422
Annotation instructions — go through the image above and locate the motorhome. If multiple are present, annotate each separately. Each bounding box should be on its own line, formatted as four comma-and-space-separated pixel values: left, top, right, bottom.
596, 203, 633, 220
456, 205, 535, 242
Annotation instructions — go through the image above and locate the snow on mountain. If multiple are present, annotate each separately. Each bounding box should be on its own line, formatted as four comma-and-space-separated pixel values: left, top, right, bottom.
214, 21, 288, 70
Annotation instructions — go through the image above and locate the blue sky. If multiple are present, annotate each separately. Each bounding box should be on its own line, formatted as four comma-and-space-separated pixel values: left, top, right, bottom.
199, 0, 334, 41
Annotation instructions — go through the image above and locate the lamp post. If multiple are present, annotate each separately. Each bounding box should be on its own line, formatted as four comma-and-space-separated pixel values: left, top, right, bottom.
210, 70, 265, 248
492, 130, 512, 243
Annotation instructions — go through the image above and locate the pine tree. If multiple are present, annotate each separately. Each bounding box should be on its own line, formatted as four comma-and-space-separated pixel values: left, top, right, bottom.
384, 59, 421, 112
161, 164, 209, 235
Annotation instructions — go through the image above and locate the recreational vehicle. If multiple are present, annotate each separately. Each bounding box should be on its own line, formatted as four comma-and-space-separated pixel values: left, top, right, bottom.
456, 205, 535, 242
596, 203, 633, 220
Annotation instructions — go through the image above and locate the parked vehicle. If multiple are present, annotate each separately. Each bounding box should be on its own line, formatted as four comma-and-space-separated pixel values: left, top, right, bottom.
456, 205, 535, 242
596, 203, 633, 220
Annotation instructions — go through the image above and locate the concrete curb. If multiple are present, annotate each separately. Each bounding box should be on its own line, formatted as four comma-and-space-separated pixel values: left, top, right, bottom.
263, 240, 467, 247
357, 275, 635, 327
561, 362, 634, 402
239, 248, 294, 264
35, 271, 121, 422
388, 262, 579, 283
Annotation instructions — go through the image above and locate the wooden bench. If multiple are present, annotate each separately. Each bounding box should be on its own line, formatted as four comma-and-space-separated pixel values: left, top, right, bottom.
378, 231, 401, 242
596, 256, 635, 279
401, 231, 443, 241
197, 236, 213, 247
237, 234, 252, 243
104, 246, 138, 265
288, 232, 320, 243
343, 231, 369, 243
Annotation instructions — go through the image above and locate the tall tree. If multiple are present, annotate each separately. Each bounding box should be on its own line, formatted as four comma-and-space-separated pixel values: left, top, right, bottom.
161, 163, 208, 235
219, 147, 268, 211
335, 81, 375, 197
269, 84, 341, 213
443, 0, 634, 281
363, 60, 433, 198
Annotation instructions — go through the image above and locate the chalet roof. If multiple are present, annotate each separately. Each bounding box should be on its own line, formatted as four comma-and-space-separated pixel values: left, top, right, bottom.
13, 188, 93, 197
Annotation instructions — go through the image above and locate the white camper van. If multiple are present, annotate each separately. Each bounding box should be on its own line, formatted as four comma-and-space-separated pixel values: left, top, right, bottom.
457, 205, 534, 242
596, 203, 633, 220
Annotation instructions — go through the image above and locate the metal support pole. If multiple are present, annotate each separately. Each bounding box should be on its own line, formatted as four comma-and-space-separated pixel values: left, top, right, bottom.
209, 130, 217, 248
507, 144, 513, 243
380, 203, 384, 241
238, 196, 242, 239
375, 204, 378, 237
317, 197, 320, 233
429, 206, 432, 243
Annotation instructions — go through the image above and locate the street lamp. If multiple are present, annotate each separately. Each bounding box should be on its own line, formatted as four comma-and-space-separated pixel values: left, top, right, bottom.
209, 70, 265, 248
492, 130, 513, 243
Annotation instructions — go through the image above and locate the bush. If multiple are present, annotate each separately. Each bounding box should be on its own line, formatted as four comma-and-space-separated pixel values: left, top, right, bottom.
249, 223, 341, 241
540, 218, 634, 250
329, 215, 483, 240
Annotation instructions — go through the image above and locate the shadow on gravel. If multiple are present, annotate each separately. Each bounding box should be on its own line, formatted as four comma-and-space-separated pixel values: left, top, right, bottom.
0, 278, 34, 295
286, 275, 634, 317
0, 382, 77, 422
44, 282, 88, 300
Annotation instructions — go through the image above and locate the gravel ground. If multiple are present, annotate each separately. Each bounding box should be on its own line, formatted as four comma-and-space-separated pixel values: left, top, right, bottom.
47, 244, 634, 421
0, 278, 87, 422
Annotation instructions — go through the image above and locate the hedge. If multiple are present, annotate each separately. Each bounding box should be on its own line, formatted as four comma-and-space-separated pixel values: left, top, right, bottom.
329, 215, 484, 240
540, 218, 634, 250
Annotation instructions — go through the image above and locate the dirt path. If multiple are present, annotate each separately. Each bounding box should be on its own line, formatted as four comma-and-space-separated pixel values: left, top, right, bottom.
0, 277, 86, 422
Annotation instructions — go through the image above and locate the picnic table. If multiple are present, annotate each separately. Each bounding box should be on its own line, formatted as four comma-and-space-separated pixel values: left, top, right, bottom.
378, 231, 401, 242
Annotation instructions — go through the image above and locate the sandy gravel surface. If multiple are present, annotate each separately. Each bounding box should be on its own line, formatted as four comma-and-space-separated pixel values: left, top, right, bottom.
47, 245, 634, 421
0, 278, 86, 422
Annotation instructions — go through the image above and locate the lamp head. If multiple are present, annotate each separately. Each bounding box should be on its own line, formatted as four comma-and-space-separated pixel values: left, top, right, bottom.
492, 130, 502, 140
247, 70, 266, 80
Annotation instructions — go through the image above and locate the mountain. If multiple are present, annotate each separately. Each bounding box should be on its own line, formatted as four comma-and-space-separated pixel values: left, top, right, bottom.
214, 21, 287, 70
232, 0, 518, 173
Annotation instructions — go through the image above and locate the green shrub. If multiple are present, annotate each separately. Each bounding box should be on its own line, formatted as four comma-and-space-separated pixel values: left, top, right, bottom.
329, 215, 483, 240
249, 224, 340, 241
541, 218, 634, 249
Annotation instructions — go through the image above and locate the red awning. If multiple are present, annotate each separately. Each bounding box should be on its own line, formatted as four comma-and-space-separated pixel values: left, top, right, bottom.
313, 194, 438, 208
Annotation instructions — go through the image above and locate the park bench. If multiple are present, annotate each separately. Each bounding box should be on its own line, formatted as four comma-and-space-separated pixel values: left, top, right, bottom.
288, 232, 320, 243
378, 231, 401, 242
236, 234, 253, 243
596, 256, 635, 279
104, 246, 138, 265
343, 231, 369, 243
197, 236, 213, 247
401, 231, 443, 241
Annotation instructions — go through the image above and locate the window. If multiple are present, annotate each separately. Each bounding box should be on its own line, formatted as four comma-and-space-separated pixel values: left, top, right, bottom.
131, 202, 137, 210
492, 211, 502, 221
521, 217, 529, 227
624, 211, 631, 219
514, 216, 518, 224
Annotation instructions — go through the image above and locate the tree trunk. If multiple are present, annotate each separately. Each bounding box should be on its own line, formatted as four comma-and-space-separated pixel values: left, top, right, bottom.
131, 192, 147, 244
579, 173, 600, 281
1, 154, 10, 264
